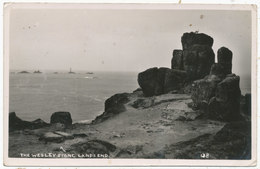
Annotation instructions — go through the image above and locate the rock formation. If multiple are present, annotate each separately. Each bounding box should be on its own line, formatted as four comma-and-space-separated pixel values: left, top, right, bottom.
191, 45, 241, 121
137, 67, 187, 96
138, 32, 215, 97
9, 112, 49, 132
181, 32, 214, 50
50, 111, 72, 126
92, 93, 130, 124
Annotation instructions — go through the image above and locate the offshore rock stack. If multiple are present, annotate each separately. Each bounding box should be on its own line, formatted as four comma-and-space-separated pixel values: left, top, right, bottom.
138, 32, 241, 121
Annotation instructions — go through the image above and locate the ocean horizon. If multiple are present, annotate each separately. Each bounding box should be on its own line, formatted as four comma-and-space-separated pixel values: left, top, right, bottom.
9, 71, 251, 123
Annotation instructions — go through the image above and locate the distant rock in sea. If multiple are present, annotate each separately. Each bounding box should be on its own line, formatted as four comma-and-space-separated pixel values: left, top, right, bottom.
86, 72, 94, 74
33, 70, 42, 73
18, 71, 30, 74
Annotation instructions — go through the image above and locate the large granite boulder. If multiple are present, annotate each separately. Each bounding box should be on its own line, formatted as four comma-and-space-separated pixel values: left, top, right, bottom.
210, 63, 225, 77
92, 93, 130, 124
138, 67, 187, 96
50, 111, 72, 126
164, 69, 187, 93
181, 32, 214, 50
208, 74, 241, 121
171, 50, 183, 70
191, 74, 222, 107
9, 112, 49, 132
137, 67, 167, 97
217, 47, 233, 75
183, 45, 215, 81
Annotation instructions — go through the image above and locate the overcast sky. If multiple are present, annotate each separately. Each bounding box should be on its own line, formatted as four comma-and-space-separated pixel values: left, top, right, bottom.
9, 7, 251, 76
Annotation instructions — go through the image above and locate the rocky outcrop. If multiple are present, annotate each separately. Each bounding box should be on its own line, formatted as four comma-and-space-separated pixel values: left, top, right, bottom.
217, 47, 233, 75
157, 121, 250, 159
50, 111, 72, 126
181, 32, 214, 50
208, 75, 241, 121
92, 93, 130, 124
164, 69, 187, 93
137, 67, 187, 96
139, 32, 216, 97
191, 74, 222, 107
183, 44, 215, 80
137, 67, 167, 96
171, 50, 183, 70
9, 112, 49, 132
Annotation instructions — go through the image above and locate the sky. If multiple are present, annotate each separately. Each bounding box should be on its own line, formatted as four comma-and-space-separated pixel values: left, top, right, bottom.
9, 7, 251, 76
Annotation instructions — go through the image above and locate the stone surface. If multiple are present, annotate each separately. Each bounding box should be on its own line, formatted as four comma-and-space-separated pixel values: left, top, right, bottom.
183, 45, 215, 81
50, 111, 72, 126
191, 74, 222, 106
181, 32, 214, 50
208, 75, 241, 121
210, 63, 225, 77
138, 68, 187, 96
171, 50, 183, 70
39, 132, 64, 143
217, 47, 233, 75
137, 67, 167, 96
164, 69, 187, 93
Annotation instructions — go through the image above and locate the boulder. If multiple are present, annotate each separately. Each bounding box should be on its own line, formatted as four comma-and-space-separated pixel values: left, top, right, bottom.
137, 67, 167, 96
217, 47, 233, 75
92, 93, 130, 124
245, 93, 251, 116
183, 45, 215, 81
171, 50, 183, 70
208, 75, 241, 121
9, 112, 49, 132
138, 68, 187, 96
50, 111, 72, 126
210, 63, 225, 77
181, 32, 214, 50
164, 69, 187, 93
191, 74, 222, 107
39, 132, 64, 143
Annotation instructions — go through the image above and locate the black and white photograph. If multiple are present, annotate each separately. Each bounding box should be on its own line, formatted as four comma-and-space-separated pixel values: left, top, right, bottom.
4, 3, 257, 166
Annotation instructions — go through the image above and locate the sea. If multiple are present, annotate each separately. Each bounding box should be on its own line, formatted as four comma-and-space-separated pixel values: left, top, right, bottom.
9, 71, 251, 123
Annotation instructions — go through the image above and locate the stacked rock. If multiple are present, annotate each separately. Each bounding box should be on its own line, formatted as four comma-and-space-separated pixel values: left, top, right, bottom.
191, 46, 241, 121
173, 32, 215, 81
137, 67, 187, 97
138, 32, 215, 97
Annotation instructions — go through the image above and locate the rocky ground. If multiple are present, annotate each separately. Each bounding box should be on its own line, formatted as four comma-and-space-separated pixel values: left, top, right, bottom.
9, 90, 250, 159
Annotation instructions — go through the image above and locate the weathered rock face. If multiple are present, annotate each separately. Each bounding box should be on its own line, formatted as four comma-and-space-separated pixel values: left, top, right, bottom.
210, 63, 225, 77
50, 111, 72, 126
138, 67, 187, 96
164, 69, 187, 93
137, 67, 167, 97
208, 75, 241, 121
92, 93, 130, 124
171, 50, 183, 70
217, 47, 233, 75
181, 32, 214, 50
191, 74, 222, 107
183, 45, 215, 81
9, 112, 49, 132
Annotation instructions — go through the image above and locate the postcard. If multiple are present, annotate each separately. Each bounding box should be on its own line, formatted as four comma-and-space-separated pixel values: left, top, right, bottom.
3, 3, 257, 166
